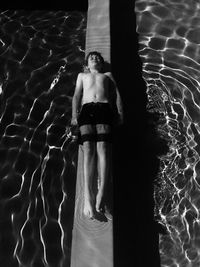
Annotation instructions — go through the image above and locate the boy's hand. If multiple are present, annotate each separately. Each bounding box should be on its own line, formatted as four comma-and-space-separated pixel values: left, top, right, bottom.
71, 117, 78, 126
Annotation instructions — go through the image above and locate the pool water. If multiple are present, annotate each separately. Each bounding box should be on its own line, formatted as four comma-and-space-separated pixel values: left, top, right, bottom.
135, 1, 200, 266
0, 10, 86, 267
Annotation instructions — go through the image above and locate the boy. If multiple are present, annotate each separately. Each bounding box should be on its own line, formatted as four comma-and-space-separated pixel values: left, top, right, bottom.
71, 51, 123, 219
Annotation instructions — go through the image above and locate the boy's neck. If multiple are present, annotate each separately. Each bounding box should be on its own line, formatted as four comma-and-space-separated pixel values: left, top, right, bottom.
89, 67, 101, 74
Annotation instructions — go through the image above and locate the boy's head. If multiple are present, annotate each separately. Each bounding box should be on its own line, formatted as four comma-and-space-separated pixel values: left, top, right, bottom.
84, 51, 105, 71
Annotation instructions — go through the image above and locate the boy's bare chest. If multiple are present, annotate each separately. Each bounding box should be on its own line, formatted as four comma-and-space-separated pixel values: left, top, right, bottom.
83, 74, 108, 88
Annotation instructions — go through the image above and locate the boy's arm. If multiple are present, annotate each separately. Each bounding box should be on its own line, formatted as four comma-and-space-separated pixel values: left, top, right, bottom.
71, 73, 83, 125
105, 72, 124, 125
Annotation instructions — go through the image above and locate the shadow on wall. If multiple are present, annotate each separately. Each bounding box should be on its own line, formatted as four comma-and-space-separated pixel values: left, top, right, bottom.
104, 61, 112, 72
109, 1, 166, 266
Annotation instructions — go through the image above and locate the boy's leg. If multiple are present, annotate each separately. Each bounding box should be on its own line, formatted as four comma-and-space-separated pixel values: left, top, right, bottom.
96, 141, 111, 212
83, 140, 96, 219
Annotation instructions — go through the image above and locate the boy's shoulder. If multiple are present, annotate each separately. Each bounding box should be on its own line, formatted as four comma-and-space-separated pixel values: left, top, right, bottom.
78, 71, 90, 77
78, 72, 85, 76
104, 72, 113, 78
77, 72, 87, 80
104, 72, 114, 81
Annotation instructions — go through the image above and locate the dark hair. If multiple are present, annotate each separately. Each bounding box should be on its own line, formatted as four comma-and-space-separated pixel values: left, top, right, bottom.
85, 51, 105, 68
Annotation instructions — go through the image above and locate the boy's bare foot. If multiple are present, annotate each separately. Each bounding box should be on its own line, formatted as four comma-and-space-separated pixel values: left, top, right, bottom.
96, 190, 104, 212
83, 198, 95, 219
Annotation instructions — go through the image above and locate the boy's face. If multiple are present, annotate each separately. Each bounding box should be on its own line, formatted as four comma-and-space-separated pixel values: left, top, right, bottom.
87, 54, 103, 69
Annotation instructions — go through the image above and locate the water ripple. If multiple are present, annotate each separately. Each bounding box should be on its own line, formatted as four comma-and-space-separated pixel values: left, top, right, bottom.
136, 1, 200, 266
0, 10, 86, 267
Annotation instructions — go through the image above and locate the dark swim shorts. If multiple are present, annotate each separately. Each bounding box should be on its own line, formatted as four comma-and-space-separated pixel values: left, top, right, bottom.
78, 102, 113, 143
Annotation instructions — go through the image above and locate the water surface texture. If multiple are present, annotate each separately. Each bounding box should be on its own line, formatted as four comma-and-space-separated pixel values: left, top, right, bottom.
0, 10, 86, 267
135, 1, 200, 266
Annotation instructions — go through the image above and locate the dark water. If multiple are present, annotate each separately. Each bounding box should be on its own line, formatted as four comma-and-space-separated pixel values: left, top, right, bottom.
135, 1, 200, 266
0, 10, 86, 267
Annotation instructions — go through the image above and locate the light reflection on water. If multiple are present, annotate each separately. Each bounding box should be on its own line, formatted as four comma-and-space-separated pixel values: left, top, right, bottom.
0, 10, 86, 267
135, 1, 200, 267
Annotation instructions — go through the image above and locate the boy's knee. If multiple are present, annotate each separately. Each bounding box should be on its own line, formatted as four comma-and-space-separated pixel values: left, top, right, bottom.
97, 141, 108, 153
83, 141, 95, 154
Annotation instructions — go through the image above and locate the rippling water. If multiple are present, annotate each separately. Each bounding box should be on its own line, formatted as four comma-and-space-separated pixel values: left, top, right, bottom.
0, 10, 86, 267
135, 1, 200, 266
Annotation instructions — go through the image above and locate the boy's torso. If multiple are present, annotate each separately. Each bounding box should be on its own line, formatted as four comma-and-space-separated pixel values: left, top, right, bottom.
81, 72, 110, 104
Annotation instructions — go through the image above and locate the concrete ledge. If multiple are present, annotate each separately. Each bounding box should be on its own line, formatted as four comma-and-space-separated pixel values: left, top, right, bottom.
85, 0, 110, 63
70, 1, 113, 267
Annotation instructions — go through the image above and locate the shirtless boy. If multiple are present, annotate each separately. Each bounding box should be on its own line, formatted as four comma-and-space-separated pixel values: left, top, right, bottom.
71, 51, 123, 219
